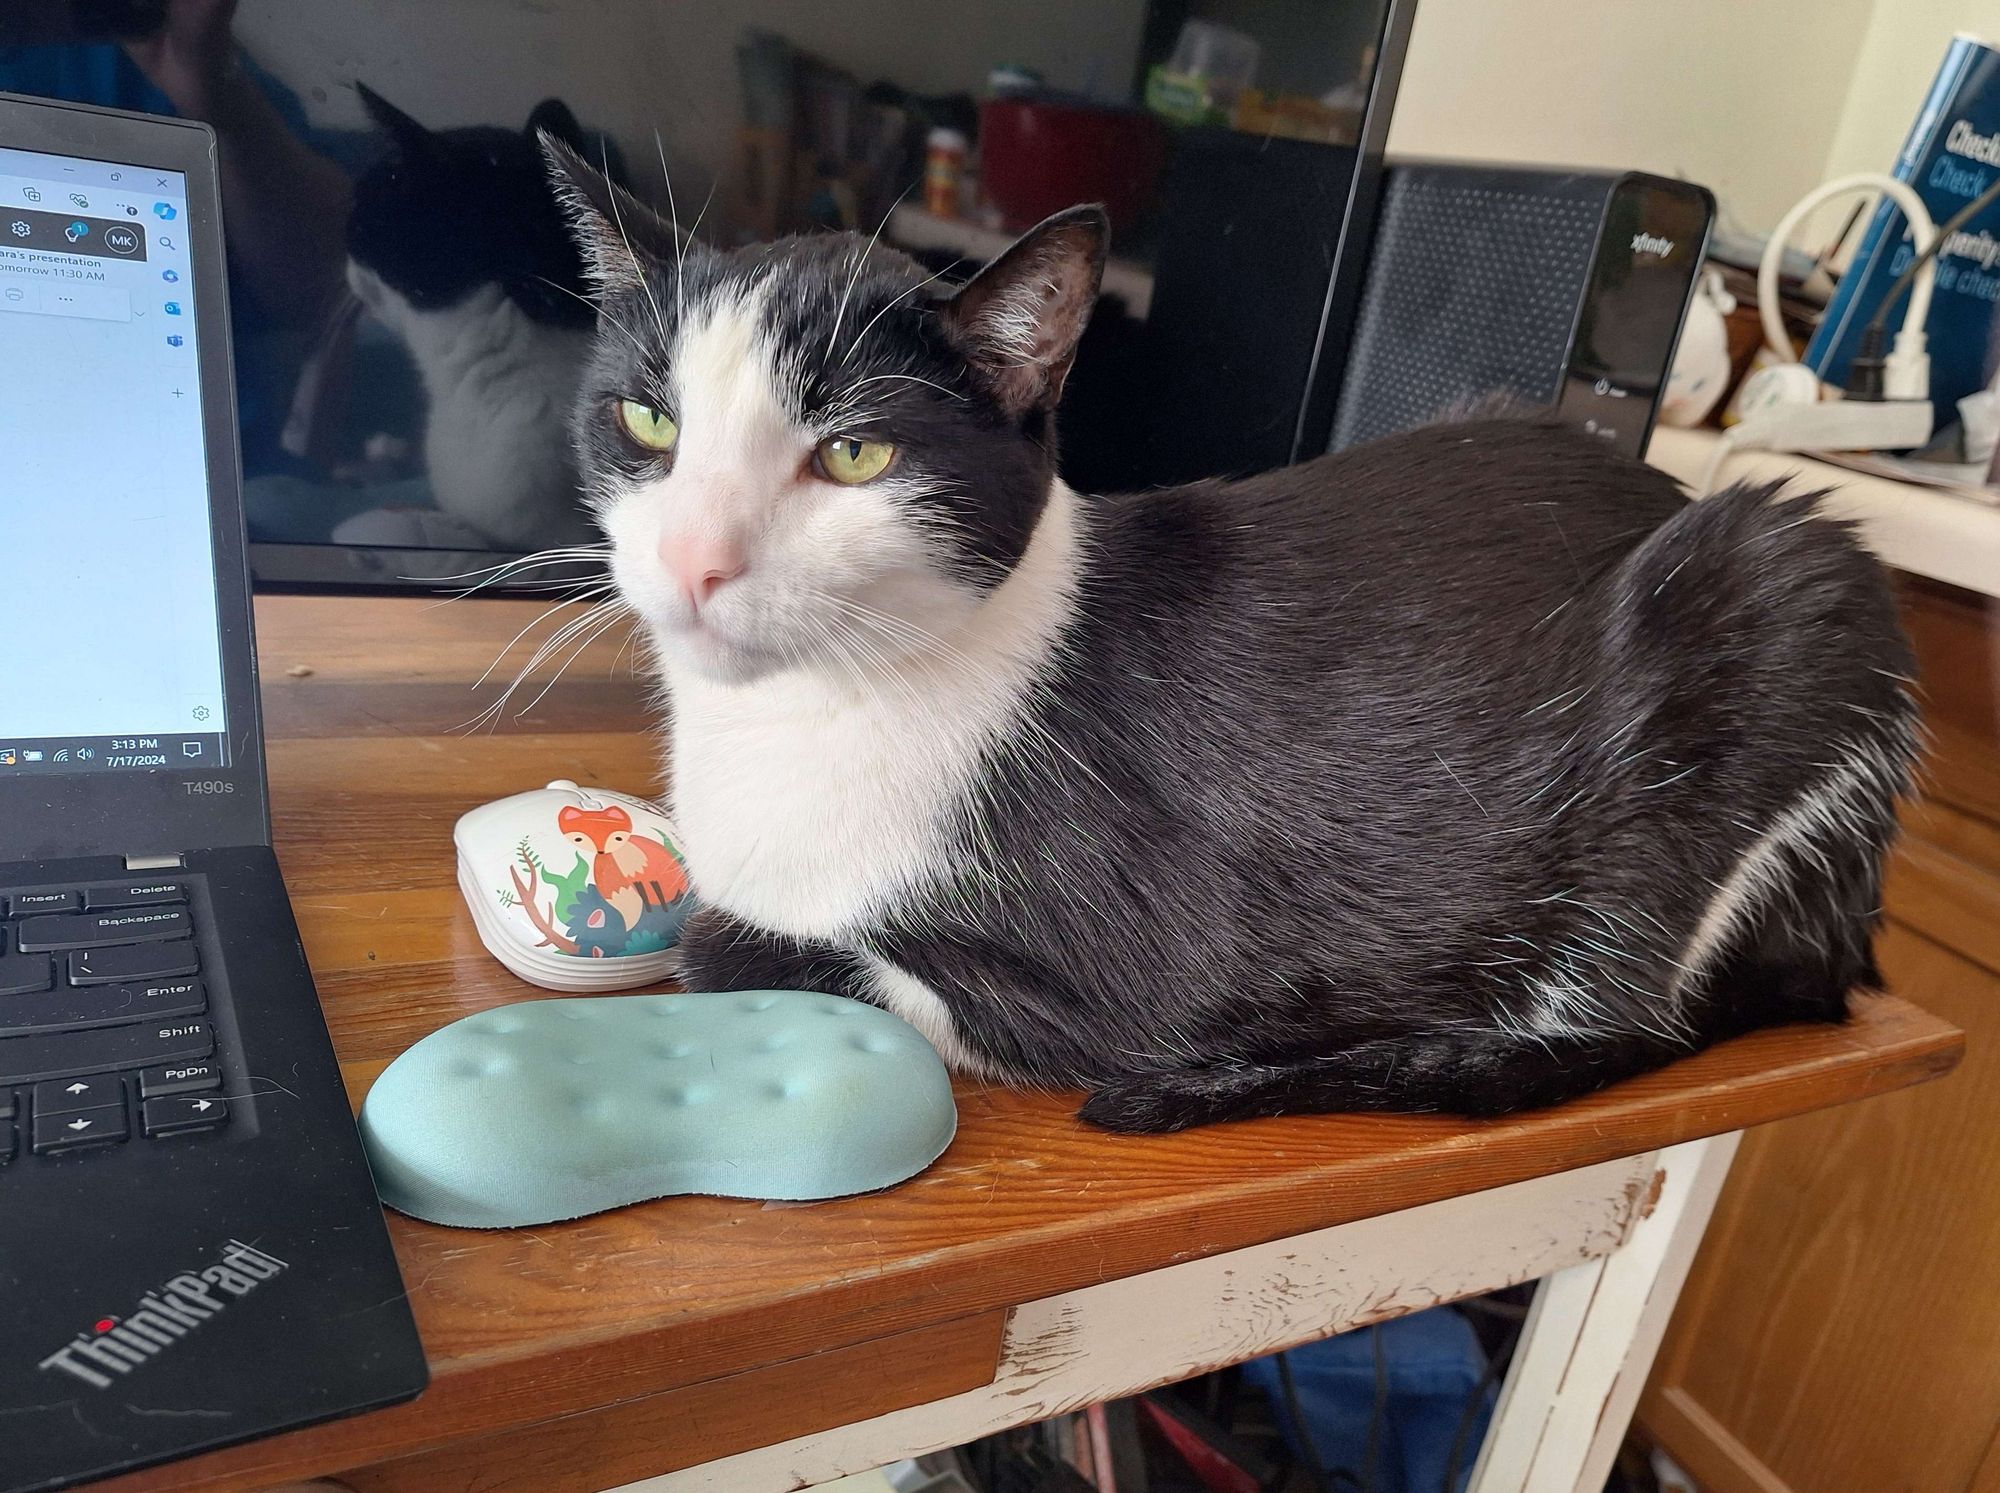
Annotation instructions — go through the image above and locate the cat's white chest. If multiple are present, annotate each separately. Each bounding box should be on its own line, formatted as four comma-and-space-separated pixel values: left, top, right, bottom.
666, 674, 985, 940
652, 482, 1082, 945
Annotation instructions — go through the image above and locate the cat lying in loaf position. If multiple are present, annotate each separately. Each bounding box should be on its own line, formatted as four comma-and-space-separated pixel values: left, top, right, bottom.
539, 138, 1918, 1132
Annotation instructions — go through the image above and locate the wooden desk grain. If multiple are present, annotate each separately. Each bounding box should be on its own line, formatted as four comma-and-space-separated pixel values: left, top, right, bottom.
98, 594, 1963, 1493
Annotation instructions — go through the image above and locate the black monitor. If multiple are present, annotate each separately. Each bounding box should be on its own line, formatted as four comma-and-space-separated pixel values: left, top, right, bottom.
1, 0, 1410, 591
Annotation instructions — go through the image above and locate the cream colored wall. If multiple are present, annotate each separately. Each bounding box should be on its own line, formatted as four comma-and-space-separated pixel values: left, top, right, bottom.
1823, 4, 1990, 178
1384, 0, 1882, 233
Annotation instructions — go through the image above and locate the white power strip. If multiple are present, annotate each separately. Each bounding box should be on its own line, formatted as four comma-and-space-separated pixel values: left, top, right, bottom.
1703, 396, 1933, 491
1729, 397, 1933, 454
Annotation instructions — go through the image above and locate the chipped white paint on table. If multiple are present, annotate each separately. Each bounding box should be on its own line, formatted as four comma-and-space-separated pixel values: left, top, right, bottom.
607, 1134, 1739, 1493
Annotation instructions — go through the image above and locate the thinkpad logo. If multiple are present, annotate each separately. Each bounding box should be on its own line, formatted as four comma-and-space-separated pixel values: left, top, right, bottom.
39, 1240, 289, 1389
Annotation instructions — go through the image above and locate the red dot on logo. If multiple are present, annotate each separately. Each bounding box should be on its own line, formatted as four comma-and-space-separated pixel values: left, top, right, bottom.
95, 1319, 116, 1333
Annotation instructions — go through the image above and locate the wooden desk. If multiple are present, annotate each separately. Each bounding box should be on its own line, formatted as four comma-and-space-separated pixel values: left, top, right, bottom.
100, 594, 1962, 1493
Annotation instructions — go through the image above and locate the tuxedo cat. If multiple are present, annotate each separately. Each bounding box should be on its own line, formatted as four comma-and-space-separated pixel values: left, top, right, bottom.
345, 86, 600, 548
541, 139, 1918, 1131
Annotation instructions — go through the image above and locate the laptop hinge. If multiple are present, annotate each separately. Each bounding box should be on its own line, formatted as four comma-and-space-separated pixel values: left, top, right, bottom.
126, 853, 187, 871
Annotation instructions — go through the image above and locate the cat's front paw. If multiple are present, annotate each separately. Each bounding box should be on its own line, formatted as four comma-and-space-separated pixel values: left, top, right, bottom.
1080, 1060, 1285, 1132
671, 905, 752, 989
673, 905, 857, 997
1078, 1074, 1208, 1134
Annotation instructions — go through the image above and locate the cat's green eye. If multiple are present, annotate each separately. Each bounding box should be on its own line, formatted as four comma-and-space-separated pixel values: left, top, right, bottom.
816, 435, 895, 485
617, 398, 679, 453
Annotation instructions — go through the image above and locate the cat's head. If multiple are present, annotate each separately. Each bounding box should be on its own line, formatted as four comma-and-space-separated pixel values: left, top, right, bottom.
347, 86, 595, 328
542, 139, 1106, 687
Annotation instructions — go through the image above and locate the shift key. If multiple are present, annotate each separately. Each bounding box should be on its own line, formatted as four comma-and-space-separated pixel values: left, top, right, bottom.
0, 1018, 213, 1085
69, 940, 200, 987
16, 907, 191, 952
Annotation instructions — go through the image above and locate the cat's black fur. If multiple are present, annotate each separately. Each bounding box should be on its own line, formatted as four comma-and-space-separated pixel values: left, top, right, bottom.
681, 429, 1915, 1128
547, 151, 1919, 1130
350, 85, 598, 328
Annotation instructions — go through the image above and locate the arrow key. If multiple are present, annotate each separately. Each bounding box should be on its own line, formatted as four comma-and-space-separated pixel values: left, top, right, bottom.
33, 1074, 123, 1117
33, 1101, 129, 1153
143, 1093, 229, 1137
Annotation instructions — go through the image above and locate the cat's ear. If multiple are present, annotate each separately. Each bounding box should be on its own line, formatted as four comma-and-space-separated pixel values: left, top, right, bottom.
539, 132, 679, 298
355, 83, 431, 159
525, 98, 586, 153
938, 204, 1108, 419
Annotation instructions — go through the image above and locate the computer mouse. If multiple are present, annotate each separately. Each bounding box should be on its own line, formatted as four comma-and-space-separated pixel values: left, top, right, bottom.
455, 780, 695, 992
358, 989, 958, 1227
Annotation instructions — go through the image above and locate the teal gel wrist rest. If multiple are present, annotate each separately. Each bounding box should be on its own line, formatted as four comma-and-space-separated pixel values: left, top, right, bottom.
359, 990, 958, 1228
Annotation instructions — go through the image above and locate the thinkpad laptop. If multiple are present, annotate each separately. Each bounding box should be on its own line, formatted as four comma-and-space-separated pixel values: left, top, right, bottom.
0, 95, 426, 1491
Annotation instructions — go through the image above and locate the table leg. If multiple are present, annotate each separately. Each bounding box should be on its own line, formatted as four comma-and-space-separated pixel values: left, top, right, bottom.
1466, 1131, 1741, 1493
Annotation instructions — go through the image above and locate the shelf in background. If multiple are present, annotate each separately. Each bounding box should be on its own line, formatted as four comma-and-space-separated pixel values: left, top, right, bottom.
889, 205, 1156, 318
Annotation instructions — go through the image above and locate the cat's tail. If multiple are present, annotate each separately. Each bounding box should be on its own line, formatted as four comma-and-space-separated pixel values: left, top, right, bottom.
1077, 1027, 1689, 1131
1573, 480, 1920, 1016
1079, 959, 1839, 1129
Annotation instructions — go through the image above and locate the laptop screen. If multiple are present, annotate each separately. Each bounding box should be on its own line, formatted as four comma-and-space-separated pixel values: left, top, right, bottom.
0, 144, 230, 776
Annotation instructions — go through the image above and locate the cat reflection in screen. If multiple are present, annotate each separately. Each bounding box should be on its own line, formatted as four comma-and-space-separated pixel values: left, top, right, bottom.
538, 141, 1919, 1132
344, 85, 600, 549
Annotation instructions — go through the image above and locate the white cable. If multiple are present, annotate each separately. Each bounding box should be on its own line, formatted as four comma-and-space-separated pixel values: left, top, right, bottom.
1698, 428, 1743, 495
1757, 173, 1937, 363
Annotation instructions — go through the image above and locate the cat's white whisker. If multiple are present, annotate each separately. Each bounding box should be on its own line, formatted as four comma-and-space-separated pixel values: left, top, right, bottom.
471, 591, 617, 693
682, 182, 717, 265
850, 371, 965, 401
418, 560, 604, 600
464, 598, 626, 730
416, 544, 610, 591
534, 275, 648, 356
488, 615, 614, 720
651, 126, 691, 319
599, 139, 668, 344
842, 261, 956, 365
512, 603, 635, 717
826, 186, 914, 363
610, 617, 648, 678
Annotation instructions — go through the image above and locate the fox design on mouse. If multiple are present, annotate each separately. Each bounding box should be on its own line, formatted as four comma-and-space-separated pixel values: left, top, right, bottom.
502, 804, 690, 959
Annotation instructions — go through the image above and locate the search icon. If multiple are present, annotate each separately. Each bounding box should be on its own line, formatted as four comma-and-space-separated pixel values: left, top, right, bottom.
157, 235, 175, 250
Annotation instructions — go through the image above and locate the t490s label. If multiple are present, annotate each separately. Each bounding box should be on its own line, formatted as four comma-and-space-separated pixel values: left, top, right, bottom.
38, 1240, 289, 1389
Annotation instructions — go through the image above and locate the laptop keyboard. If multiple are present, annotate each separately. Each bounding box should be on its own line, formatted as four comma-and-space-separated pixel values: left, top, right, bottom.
0, 880, 229, 1165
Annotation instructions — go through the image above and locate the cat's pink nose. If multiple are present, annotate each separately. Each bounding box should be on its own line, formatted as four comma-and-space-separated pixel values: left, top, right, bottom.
658, 532, 745, 609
